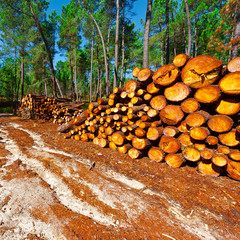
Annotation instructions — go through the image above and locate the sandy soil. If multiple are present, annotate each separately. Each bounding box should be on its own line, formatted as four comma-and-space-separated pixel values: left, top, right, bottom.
0, 114, 239, 240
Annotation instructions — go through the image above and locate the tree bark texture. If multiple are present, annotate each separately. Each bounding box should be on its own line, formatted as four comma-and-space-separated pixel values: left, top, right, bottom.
143, 0, 153, 68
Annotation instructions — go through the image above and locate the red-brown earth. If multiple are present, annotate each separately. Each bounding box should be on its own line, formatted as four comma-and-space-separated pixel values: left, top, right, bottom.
0, 113, 239, 240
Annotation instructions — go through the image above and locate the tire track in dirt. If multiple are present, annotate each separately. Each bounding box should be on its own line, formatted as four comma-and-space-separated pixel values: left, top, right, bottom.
0, 121, 225, 239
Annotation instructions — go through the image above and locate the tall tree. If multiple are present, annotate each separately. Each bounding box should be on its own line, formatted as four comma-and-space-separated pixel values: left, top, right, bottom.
113, 0, 120, 88
143, 0, 153, 68
184, 0, 191, 55
165, 0, 170, 64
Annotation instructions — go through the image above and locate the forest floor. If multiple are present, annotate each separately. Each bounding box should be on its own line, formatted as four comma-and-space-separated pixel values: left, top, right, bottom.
0, 113, 239, 240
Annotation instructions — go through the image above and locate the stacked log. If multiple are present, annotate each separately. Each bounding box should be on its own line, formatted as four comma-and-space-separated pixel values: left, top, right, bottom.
59, 54, 240, 181
17, 94, 84, 124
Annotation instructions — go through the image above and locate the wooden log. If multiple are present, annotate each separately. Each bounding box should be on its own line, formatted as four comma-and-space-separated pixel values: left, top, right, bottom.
185, 111, 209, 127
147, 108, 159, 118
143, 93, 152, 101
132, 67, 142, 77
177, 120, 189, 133
206, 135, 219, 146
117, 143, 132, 154
190, 126, 210, 141
227, 57, 240, 72
182, 146, 201, 162
113, 87, 124, 94
137, 68, 154, 83
194, 143, 206, 151
88, 102, 99, 112
128, 148, 144, 159
194, 85, 221, 104
57, 110, 89, 133
150, 95, 167, 111
164, 82, 190, 102
97, 138, 109, 148
219, 72, 240, 95
126, 132, 135, 141
229, 150, 240, 161
97, 98, 109, 105
218, 129, 240, 147
207, 115, 233, 133
215, 98, 240, 115
128, 104, 146, 114
131, 96, 144, 105
148, 147, 165, 162
159, 136, 180, 154
181, 55, 222, 88
165, 153, 184, 168
109, 141, 117, 150
138, 121, 152, 129
163, 126, 179, 137
212, 153, 228, 167
153, 64, 179, 86
178, 133, 194, 147
135, 127, 147, 138
111, 131, 126, 146
226, 160, 240, 181
136, 89, 146, 96
146, 82, 161, 94
160, 105, 184, 125
132, 137, 151, 150
217, 145, 230, 154
198, 160, 222, 177
124, 79, 141, 92
200, 149, 214, 160
147, 126, 163, 140
181, 98, 200, 113
173, 53, 190, 68
151, 120, 162, 127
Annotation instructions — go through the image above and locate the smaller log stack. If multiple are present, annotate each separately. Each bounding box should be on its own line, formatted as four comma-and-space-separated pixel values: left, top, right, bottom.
17, 94, 84, 124
59, 54, 240, 181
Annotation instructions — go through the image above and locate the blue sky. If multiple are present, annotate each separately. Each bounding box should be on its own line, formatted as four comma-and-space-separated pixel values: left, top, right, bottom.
47, 0, 147, 65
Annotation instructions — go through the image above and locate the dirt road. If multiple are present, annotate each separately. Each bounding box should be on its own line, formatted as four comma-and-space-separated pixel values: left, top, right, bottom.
0, 114, 239, 239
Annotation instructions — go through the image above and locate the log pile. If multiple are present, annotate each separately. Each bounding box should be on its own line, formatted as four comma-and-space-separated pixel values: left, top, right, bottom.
17, 94, 84, 124
59, 54, 240, 181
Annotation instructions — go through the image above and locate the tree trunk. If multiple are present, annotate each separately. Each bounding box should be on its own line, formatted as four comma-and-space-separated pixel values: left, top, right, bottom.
90, 28, 94, 103
165, 0, 170, 64
74, 47, 78, 101
184, 0, 191, 56
143, 0, 153, 68
26, 0, 57, 97
20, 55, 24, 98
70, 53, 74, 101
172, 13, 177, 57
232, 8, 240, 58
79, 0, 109, 96
113, 0, 120, 88
14, 46, 17, 102
120, 0, 125, 88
